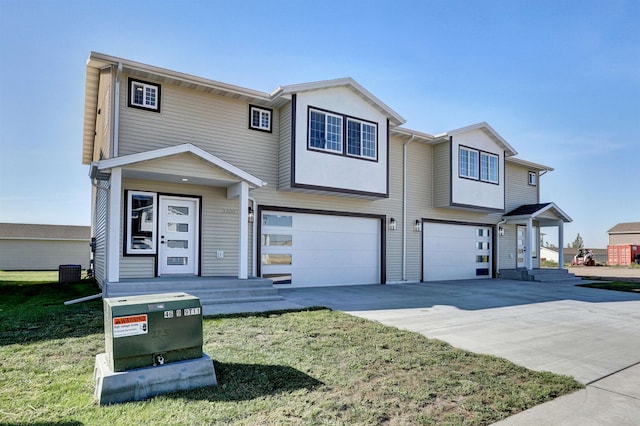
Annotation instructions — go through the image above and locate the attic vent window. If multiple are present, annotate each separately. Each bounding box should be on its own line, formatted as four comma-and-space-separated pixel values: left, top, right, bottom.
249, 105, 272, 132
128, 78, 161, 112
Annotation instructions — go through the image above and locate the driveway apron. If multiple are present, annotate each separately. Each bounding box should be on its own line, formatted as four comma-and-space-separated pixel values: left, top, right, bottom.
279, 279, 640, 425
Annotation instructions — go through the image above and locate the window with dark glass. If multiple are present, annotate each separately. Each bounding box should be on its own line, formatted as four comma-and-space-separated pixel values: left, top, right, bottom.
126, 191, 157, 254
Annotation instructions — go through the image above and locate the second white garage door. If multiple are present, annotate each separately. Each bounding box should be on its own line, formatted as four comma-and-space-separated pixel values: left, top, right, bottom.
423, 222, 492, 281
261, 211, 381, 287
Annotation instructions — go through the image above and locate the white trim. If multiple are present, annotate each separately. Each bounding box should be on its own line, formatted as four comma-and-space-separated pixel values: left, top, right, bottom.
129, 79, 159, 110
249, 105, 272, 131
439, 122, 518, 157
95, 143, 267, 188
106, 168, 121, 283
125, 191, 157, 255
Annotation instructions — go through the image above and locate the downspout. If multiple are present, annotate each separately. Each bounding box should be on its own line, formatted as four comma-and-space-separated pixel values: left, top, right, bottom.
113, 63, 122, 157
249, 197, 257, 277
402, 134, 417, 281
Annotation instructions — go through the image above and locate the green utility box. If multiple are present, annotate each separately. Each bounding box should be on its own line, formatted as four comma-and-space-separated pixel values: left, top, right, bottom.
103, 292, 203, 372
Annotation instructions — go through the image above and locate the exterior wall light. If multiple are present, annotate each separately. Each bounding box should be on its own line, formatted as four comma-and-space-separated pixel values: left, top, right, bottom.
248, 206, 254, 223
414, 220, 422, 232
499, 226, 505, 236
389, 217, 397, 231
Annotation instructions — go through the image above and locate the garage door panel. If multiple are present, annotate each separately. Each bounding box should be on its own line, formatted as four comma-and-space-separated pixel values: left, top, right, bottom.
424, 223, 492, 281
295, 231, 378, 251
262, 211, 381, 287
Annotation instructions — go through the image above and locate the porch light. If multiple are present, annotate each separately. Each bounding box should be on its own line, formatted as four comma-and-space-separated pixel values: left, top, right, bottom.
414, 220, 422, 232
248, 206, 254, 223
389, 217, 397, 231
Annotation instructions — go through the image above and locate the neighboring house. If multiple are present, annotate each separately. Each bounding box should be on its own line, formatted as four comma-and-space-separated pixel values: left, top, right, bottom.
607, 222, 640, 265
0, 223, 91, 270
607, 222, 640, 245
82, 52, 571, 292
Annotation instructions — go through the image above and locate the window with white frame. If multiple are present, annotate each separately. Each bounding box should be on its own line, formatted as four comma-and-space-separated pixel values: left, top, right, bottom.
528, 171, 537, 186
249, 105, 272, 132
347, 118, 377, 159
128, 78, 160, 112
126, 191, 157, 255
309, 109, 343, 153
480, 152, 499, 183
459, 146, 479, 179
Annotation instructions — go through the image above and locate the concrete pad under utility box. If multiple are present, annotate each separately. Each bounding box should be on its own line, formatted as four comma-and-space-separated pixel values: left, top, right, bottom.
94, 352, 217, 405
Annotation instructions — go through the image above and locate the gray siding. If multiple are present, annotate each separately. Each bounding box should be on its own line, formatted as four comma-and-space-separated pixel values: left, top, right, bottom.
93, 180, 109, 286
0, 240, 89, 271
278, 101, 292, 190
505, 162, 539, 211
432, 142, 450, 208
609, 234, 640, 245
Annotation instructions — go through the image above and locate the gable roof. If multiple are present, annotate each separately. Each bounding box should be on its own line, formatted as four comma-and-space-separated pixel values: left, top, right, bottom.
0, 223, 90, 240
83, 52, 405, 164
503, 202, 572, 223
432, 122, 518, 157
272, 78, 405, 127
608, 222, 640, 234
90, 143, 267, 189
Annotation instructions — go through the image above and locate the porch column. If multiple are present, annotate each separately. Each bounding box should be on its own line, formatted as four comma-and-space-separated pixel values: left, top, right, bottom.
558, 220, 565, 269
106, 167, 121, 283
228, 181, 249, 280
526, 217, 534, 270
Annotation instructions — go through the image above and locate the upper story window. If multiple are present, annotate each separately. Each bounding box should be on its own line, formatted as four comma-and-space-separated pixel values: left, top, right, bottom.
459, 146, 479, 179
460, 146, 499, 184
480, 152, 499, 183
128, 78, 160, 112
528, 171, 537, 186
347, 118, 377, 159
249, 105, 272, 132
309, 108, 343, 153
308, 107, 378, 161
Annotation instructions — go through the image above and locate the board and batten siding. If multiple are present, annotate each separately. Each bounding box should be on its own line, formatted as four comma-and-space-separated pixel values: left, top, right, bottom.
117, 74, 280, 187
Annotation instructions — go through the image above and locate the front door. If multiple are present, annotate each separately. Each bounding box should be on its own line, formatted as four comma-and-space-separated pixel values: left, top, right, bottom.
517, 225, 526, 268
158, 196, 199, 275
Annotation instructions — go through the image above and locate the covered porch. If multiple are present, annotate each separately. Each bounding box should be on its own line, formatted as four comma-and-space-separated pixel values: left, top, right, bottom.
89, 144, 267, 286
498, 203, 575, 282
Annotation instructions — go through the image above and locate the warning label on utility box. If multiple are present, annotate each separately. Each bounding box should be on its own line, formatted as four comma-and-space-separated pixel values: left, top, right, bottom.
113, 314, 148, 338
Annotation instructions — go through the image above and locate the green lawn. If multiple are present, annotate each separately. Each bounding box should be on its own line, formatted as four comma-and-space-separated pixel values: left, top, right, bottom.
578, 281, 640, 293
0, 273, 582, 425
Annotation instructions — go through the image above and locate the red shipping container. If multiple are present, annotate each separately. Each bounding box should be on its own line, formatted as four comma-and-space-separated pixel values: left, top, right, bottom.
607, 244, 640, 266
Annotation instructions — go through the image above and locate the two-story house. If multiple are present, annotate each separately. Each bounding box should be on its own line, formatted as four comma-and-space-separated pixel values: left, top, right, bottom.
82, 52, 571, 296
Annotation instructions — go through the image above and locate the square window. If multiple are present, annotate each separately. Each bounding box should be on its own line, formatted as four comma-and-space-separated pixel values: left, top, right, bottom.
347, 118, 377, 160
249, 105, 272, 132
128, 78, 161, 112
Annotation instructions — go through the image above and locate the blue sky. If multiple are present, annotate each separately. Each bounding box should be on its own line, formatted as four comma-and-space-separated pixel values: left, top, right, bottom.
0, 0, 638, 248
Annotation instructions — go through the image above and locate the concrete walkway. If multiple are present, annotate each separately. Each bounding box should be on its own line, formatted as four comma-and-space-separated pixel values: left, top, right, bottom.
203, 279, 640, 425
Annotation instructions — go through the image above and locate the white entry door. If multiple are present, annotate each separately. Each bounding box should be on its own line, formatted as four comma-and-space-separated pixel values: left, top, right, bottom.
517, 225, 526, 268
158, 196, 199, 275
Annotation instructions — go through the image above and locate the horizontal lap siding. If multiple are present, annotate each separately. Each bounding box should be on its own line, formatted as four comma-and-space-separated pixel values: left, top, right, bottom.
505, 163, 538, 211
93, 181, 108, 285
120, 179, 243, 278
118, 76, 279, 187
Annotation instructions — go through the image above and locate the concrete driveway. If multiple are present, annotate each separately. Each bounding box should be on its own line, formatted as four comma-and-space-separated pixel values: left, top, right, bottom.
277, 279, 640, 425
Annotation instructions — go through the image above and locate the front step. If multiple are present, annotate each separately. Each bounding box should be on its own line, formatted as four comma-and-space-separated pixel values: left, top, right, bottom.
500, 268, 582, 283
104, 277, 283, 305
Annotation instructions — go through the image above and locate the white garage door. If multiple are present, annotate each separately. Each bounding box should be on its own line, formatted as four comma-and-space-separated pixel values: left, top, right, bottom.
423, 222, 492, 281
261, 211, 380, 287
